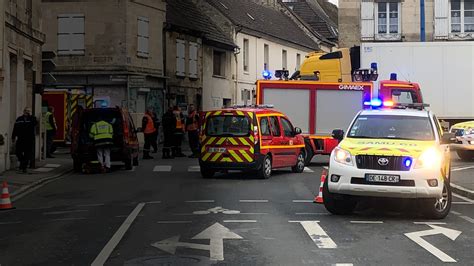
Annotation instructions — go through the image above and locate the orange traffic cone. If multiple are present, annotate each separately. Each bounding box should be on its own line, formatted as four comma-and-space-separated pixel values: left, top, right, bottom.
0, 181, 14, 210
314, 167, 328, 204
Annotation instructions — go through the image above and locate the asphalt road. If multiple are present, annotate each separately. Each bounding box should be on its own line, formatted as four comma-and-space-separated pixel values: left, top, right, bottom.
1, 155, 474, 265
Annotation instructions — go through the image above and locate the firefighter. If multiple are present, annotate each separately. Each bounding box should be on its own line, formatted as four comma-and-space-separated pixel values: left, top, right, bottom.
151, 109, 160, 153
162, 107, 175, 159
45, 106, 57, 158
172, 106, 186, 157
142, 108, 157, 159
12, 107, 37, 174
89, 119, 114, 173
186, 104, 200, 158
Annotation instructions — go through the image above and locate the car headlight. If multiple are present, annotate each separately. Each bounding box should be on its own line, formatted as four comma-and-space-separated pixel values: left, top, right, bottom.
415, 147, 442, 169
334, 147, 353, 166
466, 127, 474, 135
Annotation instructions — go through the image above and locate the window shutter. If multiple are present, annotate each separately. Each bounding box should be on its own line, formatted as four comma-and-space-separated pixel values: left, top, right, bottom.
360, 0, 375, 40
189, 42, 198, 78
434, 0, 449, 39
137, 17, 149, 57
58, 14, 85, 55
176, 39, 186, 77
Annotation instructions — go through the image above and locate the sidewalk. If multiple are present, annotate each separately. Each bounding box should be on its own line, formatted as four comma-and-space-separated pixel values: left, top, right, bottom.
0, 149, 73, 201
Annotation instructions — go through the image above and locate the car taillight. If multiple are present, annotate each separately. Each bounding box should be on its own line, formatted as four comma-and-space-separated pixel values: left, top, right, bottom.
253, 125, 259, 144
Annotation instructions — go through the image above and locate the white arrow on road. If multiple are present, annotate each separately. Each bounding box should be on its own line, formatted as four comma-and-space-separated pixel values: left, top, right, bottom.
405, 224, 461, 263
151, 222, 243, 261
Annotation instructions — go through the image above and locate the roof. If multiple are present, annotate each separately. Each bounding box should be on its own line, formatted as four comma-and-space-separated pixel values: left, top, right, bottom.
166, 0, 236, 50
360, 109, 430, 117
282, 0, 338, 42
208, 106, 284, 115
206, 0, 319, 50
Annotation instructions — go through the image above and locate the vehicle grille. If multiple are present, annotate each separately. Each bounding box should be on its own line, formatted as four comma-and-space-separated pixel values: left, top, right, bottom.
355, 155, 411, 171
451, 128, 464, 137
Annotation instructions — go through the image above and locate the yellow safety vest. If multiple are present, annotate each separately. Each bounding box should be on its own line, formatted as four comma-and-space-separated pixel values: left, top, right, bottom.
45, 112, 57, 131
89, 121, 113, 142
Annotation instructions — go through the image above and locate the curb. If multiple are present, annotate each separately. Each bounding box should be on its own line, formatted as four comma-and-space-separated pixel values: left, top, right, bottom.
11, 169, 74, 202
451, 183, 474, 200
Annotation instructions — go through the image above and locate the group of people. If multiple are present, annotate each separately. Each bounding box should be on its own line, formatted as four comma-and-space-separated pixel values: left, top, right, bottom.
142, 104, 200, 160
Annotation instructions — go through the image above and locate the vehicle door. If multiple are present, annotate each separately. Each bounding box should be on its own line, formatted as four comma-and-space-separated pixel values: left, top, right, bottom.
433, 115, 451, 180
268, 116, 284, 167
279, 117, 300, 166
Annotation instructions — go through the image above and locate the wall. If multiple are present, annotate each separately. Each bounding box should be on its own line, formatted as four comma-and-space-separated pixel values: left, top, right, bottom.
202, 45, 233, 110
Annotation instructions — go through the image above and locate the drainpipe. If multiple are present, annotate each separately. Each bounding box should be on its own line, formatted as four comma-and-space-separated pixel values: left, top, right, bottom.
233, 27, 242, 106
420, 0, 426, 42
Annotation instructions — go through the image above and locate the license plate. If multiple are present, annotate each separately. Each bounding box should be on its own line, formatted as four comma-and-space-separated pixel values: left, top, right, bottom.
208, 147, 226, 153
365, 174, 400, 183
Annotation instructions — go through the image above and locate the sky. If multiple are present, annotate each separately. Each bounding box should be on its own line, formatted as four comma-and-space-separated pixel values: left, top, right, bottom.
328, 0, 338, 6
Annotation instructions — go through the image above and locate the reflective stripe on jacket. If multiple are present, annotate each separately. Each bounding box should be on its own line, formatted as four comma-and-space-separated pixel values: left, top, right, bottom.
143, 114, 156, 134
89, 121, 113, 145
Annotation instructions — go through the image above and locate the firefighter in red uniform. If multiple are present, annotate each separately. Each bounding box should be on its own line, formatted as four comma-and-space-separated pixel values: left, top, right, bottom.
186, 104, 200, 158
142, 108, 157, 159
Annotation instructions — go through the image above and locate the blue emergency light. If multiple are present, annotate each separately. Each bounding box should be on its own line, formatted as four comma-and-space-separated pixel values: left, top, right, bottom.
390, 73, 397, 80
101, 101, 108, 108
262, 70, 272, 80
404, 158, 412, 168
364, 98, 382, 107
371, 62, 378, 70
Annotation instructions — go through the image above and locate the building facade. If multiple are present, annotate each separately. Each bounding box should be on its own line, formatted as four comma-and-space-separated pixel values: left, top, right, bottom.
40, 0, 166, 118
340, 0, 474, 48
0, 0, 45, 172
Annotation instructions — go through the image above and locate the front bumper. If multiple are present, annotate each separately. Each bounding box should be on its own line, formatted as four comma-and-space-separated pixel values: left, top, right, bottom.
199, 154, 265, 171
328, 159, 444, 199
450, 135, 474, 150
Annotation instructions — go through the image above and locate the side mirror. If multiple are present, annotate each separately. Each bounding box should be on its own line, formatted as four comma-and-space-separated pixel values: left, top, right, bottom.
332, 129, 344, 142
294, 127, 302, 135
441, 132, 456, 144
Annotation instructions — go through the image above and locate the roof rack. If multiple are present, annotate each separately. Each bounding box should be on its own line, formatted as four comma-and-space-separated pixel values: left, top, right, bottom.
392, 103, 430, 110
231, 104, 274, 109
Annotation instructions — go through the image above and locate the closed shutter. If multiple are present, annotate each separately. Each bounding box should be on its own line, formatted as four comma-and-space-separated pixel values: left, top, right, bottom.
434, 0, 449, 39
137, 17, 149, 57
360, 0, 375, 40
189, 42, 198, 79
176, 39, 186, 77
58, 14, 85, 55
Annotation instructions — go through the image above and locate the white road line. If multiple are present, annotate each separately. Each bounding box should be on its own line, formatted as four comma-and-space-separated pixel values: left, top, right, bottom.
452, 166, 474, 172
157, 221, 192, 224
115, 215, 145, 218
0, 221, 22, 225
451, 183, 474, 194
291, 221, 337, 249
43, 210, 88, 215
49, 217, 87, 222
453, 193, 474, 203
333, 264, 353, 266
92, 202, 145, 266
453, 202, 474, 205
460, 216, 474, 224
145, 201, 161, 204
153, 165, 172, 172
185, 200, 215, 203
44, 164, 61, 168
292, 200, 313, 203
223, 220, 257, 223
237, 213, 268, 215
414, 222, 447, 225
350, 221, 384, 224
188, 166, 201, 172
295, 213, 329, 215
239, 200, 269, 203
76, 203, 105, 207
451, 211, 461, 215
303, 167, 314, 173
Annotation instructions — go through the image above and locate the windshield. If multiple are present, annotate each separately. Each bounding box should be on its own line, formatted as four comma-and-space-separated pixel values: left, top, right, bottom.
348, 115, 435, 141
206, 115, 250, 137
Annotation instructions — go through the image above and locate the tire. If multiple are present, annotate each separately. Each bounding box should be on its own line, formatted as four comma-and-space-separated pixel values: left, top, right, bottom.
73, 159, 82, 173
258, 155, 272, 179
304, 139, 314, 165
124, 156, 133, 170
323, 176, 356, 215
201, 166, 215, 179
133, 156, 139, 166
457, 150, 474, 161
292, 151, 305, 173
423, 180, 452, 219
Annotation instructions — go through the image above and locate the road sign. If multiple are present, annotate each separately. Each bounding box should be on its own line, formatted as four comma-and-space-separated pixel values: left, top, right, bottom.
151, 222, 243, 261
405, 224, 461, 262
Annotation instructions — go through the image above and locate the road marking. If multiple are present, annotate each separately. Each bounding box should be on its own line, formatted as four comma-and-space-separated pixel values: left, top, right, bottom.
295, 213, 329, 215
44, 164, 61, 168
333, 264, 353, 266
453, 193, 474, 203
452, 166, 474, 172
157, 221, 192, 224
0, 221, 22, 225
49, 217, 87, 222
453, 202, 474, 205
185, 200, 215, 203
290, 221, 337, 249
115, 215, 145, 218
292, 200, 313, 203
223, 220, 257, 223
188, 166, 201, 172
460, 216, 474, 224
92, 202, 145, 266
303, 167, 314, 173
43, 210, 88, 215
145, 201, 162, 204
451, 211, 461, 215
414, 222, 447, 225
33, 167, 53, 172
153, 165, 172, 172
239, 199, 269, 203
237, 213, 268, 215
350, 221, 383, 224
451, 183, 474, 194
405, 224, 461, 262
76, 203, 105, 207
193, 206, 240, 215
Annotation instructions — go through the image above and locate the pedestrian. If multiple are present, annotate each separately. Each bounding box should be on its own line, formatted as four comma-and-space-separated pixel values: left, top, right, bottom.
89, 119, 114, 173
172, 106, 186, 157
142, 108, 157, 159
44, 106, 57, 158
152, 109, 160, 153
162, 107, 175, 159
12, 107, 37, 174
186, 104, 200, 158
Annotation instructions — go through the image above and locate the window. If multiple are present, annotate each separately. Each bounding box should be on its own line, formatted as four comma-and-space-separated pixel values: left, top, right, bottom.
282, 49, 287, 70
206, 116, 250, 137
213, 50, 225, 76
280, 117, 294, 137
260, 117, 271, 136
377, 2, 399, 34
264, 44, 269, 69
451, 0, 474, 33
296, 53, 301, 69
269, 116, 281, 136
176, 39, 186, 77
392, 90, 417, 104
137, 17, 149, 57
57, 14, 85, 55
189, 42, 198, 78
243, 39, 249, 72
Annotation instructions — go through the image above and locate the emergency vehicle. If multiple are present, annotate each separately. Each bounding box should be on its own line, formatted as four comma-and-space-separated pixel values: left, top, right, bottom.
199, 106, 306, 179
450, 121, 474, 161
323, 103, 456, 219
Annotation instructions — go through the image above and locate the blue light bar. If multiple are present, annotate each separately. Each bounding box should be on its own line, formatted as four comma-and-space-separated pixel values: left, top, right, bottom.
404, 158, 412, 168
370, 98, 382, 107
262, 70, 272, 80
363, 101, 371, 106
371, 62, 378, 70
390, 73, 397, 80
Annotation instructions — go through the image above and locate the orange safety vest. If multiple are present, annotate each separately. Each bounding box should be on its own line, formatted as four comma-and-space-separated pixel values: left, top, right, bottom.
175, 113, 183, 129
144, 114, 156, 134
186, 111, 199, 131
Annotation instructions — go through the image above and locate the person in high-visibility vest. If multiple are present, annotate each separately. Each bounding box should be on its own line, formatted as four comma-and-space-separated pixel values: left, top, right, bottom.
162, 107, 175, 159
45, 106, 57, 158
185, 104, 200, 158
172, 106, 186, 157
89, 119, 114, 173
142, 108, 156, 159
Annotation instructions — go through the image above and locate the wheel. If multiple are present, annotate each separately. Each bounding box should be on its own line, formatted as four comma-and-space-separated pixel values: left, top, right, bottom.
73, 159, 82, 172
124, 156, 133, 170
423, 180, 452, 219
457, 150, 474, 161
323, 176, 356, 215
304, 139, 314, 165
200, 166, 215, 179
258, 155, 272, 179
133, 156, 139, 166
292, 150, 305, 173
